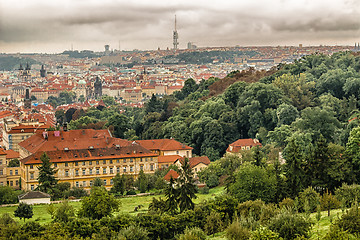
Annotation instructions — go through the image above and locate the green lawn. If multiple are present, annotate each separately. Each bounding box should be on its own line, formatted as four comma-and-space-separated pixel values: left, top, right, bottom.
0, 186, 225, 225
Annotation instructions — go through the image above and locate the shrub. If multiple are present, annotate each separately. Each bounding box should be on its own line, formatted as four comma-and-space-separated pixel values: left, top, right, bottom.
335, 183, 360, 207
126, 189, 137, 195
299, 187, 320, 213
237, 199, 265, 221
335, 204, 360, 235
251, 226, 283, 240
176, 227, 206, 240
118, 224, 149, 240
268, 210, 313, 240
322, 225, 356, 240
205, 211, 222, 237
320, 190, 340, 216
279, 198, 295, 210
200, 186, 209, 194
225, 221, 251, 240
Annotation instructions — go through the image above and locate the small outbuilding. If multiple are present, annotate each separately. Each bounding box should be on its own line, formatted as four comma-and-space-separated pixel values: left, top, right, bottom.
18, 191, 51, 205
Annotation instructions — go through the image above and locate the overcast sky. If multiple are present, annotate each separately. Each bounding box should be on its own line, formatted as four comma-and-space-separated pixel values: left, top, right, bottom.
0, 0, 359, 53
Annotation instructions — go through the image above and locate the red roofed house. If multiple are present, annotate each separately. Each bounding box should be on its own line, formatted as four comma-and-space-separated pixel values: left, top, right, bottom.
226, 138, 262, 154
174, 156, 211, 178
0, 148, 21, 189
135, 139, 193, 158
158, 155, 182, 169
18, 129, 158, 191
163, 169, 180, 182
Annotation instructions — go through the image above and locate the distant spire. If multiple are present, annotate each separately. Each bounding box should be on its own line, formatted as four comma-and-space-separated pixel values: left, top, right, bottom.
175, 14, 177, 31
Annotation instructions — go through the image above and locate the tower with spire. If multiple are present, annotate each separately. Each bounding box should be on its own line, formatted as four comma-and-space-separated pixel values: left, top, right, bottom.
40, 65, 46, 78
173, 15, 179, 50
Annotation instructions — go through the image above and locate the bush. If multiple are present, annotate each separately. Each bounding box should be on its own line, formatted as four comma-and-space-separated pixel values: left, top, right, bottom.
225, 221, 251, 240
323, 225, 356, 240
176, 227, 206, 240
126, 189, 137, 195
335, 204, 360, 235
205, 211, 222, 237
118, 224, 149, 240
279, 198, 295, 210
200, 186, 209, 194
237, 199, 265, 221
335, 183, 360, 207
268, 210, 313, 240
0, 186, 20, 204
251, 226, 283, 240
299, 187, 320, 213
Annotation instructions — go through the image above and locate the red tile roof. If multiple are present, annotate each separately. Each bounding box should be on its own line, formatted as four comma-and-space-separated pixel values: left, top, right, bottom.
8, 124, 51, 134
21, 144, 157, 165
135, 139, 193, 151
177, 156, 211, 168
18, 129, 130, 154
164, 169, 180, 181
158, 155, 182, 164
226, 138, 262, 153
5, 149, 20, 159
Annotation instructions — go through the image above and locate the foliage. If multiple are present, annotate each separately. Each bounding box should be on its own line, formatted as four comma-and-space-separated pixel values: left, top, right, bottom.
251, 226, 283, 240
298, 187, 320, 213
335, 204, 360, 235
0, 186, 20, 204
118, 224, 149, 240
52, 201, 75, 222
93, 177, 104, 187
37, 152, 57, 193
14, 202, 33, 222
7, 158, 19, 167
111, 173, 126, 196
165, 177, 178, 214
176, 227, 206, 240
78, 186, 120, 219
177, 158, 198, 212
335, 183, 360, 207
322, 225, 356, 240
225, 220, 251, 240
268, 210, 313, 240
205, 211, 223, 236
320, 190, 340, 216
227, 164, 277, 203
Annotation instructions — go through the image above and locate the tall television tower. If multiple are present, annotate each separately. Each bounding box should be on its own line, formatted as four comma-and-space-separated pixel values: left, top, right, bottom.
173, 15, 179, 50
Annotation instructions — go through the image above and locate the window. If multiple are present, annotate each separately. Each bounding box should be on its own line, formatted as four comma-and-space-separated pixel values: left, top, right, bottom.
54, 163, 57, 167
140, 165, 143, 171
103, 168, 106, 174
0, 170, 2, 175
96, 161, 99, 165
89, 169, 93, 175
9, 170, 12, 175
30, 173, 34, 179
195, 168, 197, 172
89, 161, 92, 165
103, 160, 106, 164
82, 161, 86, 166
15, 180, 19, 186
150, 164, 154, 171
75, 181, 79, 187
187, 151, 189, 157
0, 160, 2, 165
10, 181, 13, 186
90, 180, 93, 186
150, 157, 153, 161
75, 162, 78, 166
116, 159, 120, 163
130, 158, 133, 163
30, 165, 33, 169
83, 181, 86, 187
96, 168, 100, 174
103, 179, 107, 185
65, 170, 69, 177
110, 179, 113, 185
15, 170, 18, 175
130, 166, 133, 172
123, 159, 126, 163
65, 162, 68, 167
140, 158, 143, 162
123, 166, 126, 172
31, 185, 34, 190
117, 167, 120, 173
75, 170, 79, 176
82, 169, 86, 175
176, 151, 179, 154
110, 160, 113, 164
110, 168, 113, 174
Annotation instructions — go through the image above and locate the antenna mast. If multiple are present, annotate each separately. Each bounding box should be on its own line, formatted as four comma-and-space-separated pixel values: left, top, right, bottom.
173, 15, 179, 50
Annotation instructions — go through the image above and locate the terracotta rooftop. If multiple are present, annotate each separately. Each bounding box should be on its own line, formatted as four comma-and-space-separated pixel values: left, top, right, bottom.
226, 138, 262, 153
158, 155, 182, 164
177, 156, 211, 168
5, 149, 20, 159
18, 129, 130, 154
21, 144, 157, 165
135, 139, 193, 151
164, 169, 180, 181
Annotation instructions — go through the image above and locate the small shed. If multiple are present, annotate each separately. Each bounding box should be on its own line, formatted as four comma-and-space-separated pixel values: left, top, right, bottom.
18, 191, 51, 205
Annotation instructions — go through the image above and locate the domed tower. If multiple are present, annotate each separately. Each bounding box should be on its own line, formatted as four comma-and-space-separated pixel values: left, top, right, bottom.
94, 76, 102, 99
40, 65, 46, 78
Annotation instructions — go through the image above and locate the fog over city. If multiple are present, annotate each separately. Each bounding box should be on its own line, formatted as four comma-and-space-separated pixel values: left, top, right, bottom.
0, 0, 359, 53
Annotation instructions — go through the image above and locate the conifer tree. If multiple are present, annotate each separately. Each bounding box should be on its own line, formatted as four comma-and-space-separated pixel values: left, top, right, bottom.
177, 158, 197, 212
37, 152, 57, 193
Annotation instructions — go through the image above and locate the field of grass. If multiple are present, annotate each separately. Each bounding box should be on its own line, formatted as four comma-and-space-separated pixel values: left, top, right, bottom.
0, 186, 225, 225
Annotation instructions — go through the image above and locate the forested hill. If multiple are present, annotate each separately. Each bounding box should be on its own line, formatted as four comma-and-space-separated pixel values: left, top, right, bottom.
67, 51, 360, 164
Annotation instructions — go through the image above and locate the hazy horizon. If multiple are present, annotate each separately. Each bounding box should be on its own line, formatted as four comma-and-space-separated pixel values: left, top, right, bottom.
0, 0, 359, 54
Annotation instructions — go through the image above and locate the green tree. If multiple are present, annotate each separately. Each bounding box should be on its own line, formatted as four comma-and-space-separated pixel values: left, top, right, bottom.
93, 177, 104, 187
37, 152, 57, 193
118, 224, 149, 240
14, 203, 33, 222
137, 169, 147, 193
345, 126, 360, 182
320, 190, 340, 217
101, 95, 116, 106
205, 211, 223, 237
110, 173, 125, 196
106, 114, 129, 138
0, 186, 18, 204
8, 159, 19, 167
225, 220, 251, 240
177, 158, 197, 212
177, 227, 206, 240
165, 177, 178, 214
78, 186, 119, 219
53, 201, 75, 222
